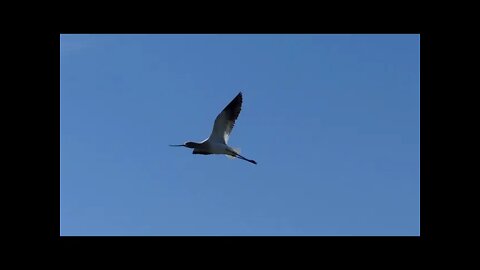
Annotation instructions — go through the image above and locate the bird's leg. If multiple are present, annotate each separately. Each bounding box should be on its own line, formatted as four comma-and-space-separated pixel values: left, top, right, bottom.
236, 153, 257, 165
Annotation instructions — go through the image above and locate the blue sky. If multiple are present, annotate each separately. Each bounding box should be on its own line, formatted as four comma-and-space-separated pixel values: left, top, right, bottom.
60, 34, 420, 236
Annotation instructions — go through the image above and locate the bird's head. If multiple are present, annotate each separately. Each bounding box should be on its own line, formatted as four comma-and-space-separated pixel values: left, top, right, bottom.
169, 141, 199, 149
184, 142, 199, 148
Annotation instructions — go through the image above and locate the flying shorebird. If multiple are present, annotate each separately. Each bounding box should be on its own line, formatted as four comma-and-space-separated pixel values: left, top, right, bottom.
170, 92, 257, 165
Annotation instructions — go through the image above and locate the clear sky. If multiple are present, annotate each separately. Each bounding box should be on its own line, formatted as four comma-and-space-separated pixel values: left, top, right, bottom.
60, 34, 420, 236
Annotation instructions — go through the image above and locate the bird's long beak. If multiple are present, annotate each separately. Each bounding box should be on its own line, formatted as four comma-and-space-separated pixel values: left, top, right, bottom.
169, 144, 185, 147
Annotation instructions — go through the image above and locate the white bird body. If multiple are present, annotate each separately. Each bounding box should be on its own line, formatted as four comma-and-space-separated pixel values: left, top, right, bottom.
170, 92, 257, 165
205, 142, 233, 155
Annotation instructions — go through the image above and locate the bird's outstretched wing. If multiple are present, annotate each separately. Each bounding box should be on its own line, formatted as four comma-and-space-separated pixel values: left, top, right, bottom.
208, 92, 242, 144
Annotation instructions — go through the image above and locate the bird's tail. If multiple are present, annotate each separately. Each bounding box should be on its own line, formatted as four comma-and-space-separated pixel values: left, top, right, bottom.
226, 147, 241, 159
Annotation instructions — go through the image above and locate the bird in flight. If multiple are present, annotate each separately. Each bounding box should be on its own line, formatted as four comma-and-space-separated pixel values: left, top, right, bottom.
170, 92, 257, 165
